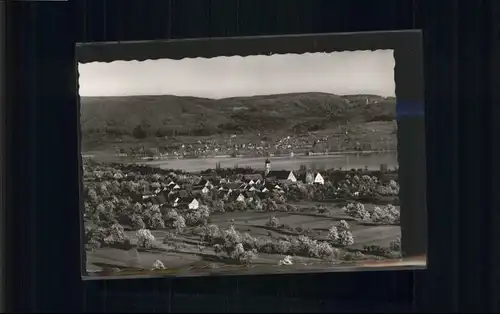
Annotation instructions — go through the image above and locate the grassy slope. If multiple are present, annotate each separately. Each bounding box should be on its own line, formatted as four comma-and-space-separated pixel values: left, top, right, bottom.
80, 93, 396, 149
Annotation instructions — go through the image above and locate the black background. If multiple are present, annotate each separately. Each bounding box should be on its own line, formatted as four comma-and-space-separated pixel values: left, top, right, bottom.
4, 0, 497, 312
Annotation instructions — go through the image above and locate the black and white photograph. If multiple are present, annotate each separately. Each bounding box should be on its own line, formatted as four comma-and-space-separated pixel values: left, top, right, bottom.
79, 35, 426, 278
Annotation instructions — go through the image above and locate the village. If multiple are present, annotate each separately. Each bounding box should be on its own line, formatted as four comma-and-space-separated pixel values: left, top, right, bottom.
83, 155, 402, 274
85, 158, 330, 215
132, 159, 327, 211
110, 123, 397, 161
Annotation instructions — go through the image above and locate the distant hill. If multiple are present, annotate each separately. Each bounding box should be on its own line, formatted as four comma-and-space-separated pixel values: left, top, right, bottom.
80, 92, 396, 141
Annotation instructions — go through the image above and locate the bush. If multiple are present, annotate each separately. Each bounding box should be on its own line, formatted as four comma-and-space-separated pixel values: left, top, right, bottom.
337, 230, 355, 246
152, 260, 166, 270
162, 232, 177, 244
143, 205, 166, 230
130, 214, 146, 230
225, 201, 247, 212
316, 204, 328, 214
390, 236, 401, 251
343, 251, 365, 261
185, 205, 210, 226
200, 224, 222, 244
173, 215, 186, 233
104, 223, 128, 245
327, 226, 339, 242
293, 235, 320, 258
386, 204, 400, 223
241, 232, 259, 250
337, 220, 350, 231
266, 216, 279, 228
136, 229, 155, 250
276, 240, 292, 254
363, 244, 390, 255
288, 236, 338, 260
371, 204, 400, 224
85, 223, 129, 250
317, 241, 339, 260
386, 250, 403, 259
343, 203, 371, 221
164, 208, 179, 222
261, 199, 278, 212
85, 226, 106, 250
209, 225, 258, 265
279, 255, 294, 266
335, 220, 354, 246
211, 200, 225, 213
229, 243, 257, 265
259, 238, 275, 254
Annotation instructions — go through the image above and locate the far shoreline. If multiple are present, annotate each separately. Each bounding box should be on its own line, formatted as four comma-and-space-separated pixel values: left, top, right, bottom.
81, 149, 398, 162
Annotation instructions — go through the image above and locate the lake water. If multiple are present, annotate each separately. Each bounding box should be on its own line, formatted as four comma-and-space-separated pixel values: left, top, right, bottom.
143, 152, 398, 173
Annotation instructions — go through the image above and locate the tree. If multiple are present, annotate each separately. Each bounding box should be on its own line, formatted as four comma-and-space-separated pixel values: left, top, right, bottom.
136, 229, 155, 249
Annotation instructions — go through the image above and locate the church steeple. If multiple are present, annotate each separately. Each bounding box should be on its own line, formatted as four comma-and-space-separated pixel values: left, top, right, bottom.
264, 158, 271, 176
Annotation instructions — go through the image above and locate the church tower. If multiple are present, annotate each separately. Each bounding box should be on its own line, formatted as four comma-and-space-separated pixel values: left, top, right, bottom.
264, 158, 271, 176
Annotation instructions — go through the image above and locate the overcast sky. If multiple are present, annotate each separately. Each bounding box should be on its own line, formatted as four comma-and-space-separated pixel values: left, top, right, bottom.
78, 50, 395, 99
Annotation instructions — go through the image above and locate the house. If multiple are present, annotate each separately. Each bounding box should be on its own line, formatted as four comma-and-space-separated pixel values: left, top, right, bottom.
243, 191, 255, 201
172, 197, 180, 207
299, 171, 324, 185
201, 186, 210, 194
198, 178, 214, 188
168, 190, 188, 201
256, 191, 270, 199
248, 186, 258, 192
188, 198, 200, 210
314, 172, 325, 185
223, 183, 241, 191
265, 170, 297, 183
173, 184, 181, 190
226, 190, 240, 202
176, 197, 200, 210
201, 176, 220, 186
151, 194, 167, 205
236, 193, 246, 203
243, 174, 263, 183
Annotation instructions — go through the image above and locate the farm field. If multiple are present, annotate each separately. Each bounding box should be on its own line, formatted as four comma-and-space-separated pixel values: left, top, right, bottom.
86, 203, 401, 274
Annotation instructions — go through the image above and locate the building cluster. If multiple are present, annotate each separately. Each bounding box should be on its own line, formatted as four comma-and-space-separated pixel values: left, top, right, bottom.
130, 158, 326, 210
